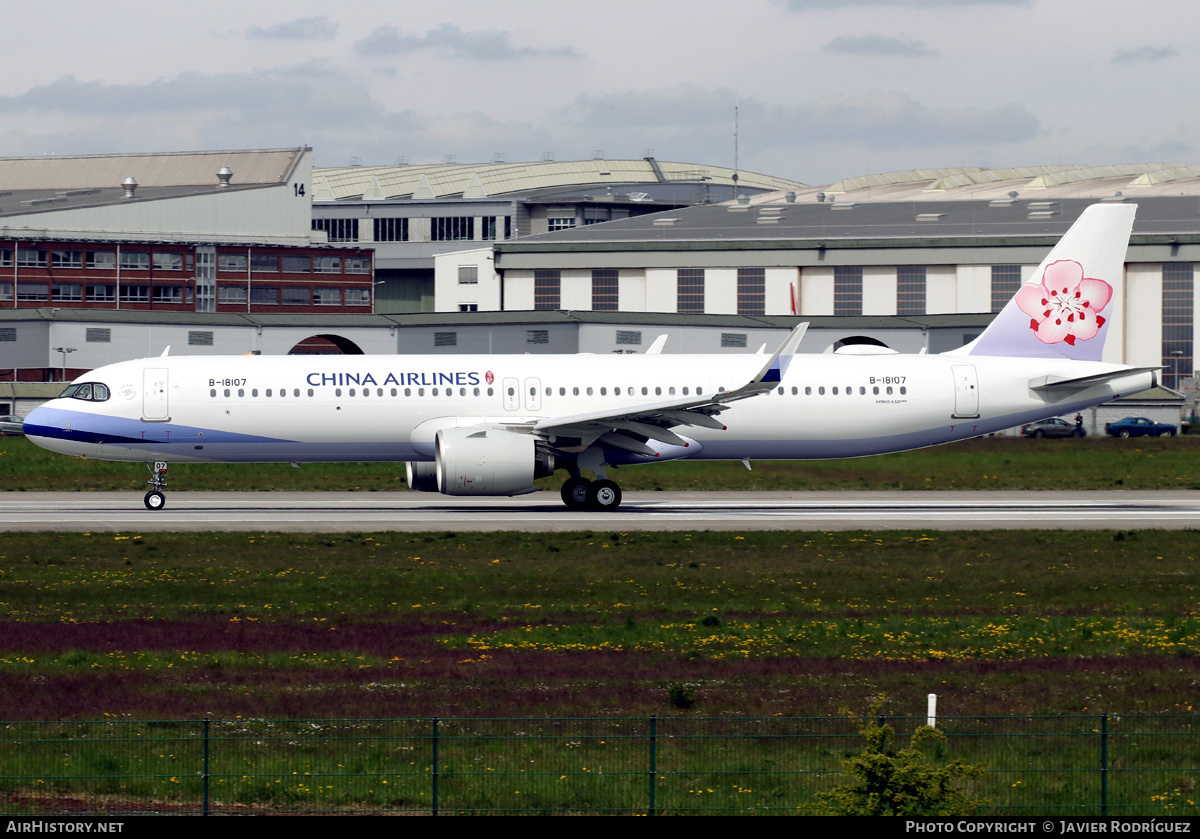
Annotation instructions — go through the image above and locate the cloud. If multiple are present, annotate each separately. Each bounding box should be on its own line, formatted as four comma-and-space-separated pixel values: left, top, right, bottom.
556, 86, 1038, 150
779, 0, 1027, 8
245, 16, 338, 41
1112, 45, 1178, 64
355, 24, 579, 61
823, 35, 938, 57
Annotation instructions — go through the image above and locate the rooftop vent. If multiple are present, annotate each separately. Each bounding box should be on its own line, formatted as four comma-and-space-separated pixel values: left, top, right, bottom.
121, 177, 138, 199
785, 191, 796, 203
216, 167, 233, 188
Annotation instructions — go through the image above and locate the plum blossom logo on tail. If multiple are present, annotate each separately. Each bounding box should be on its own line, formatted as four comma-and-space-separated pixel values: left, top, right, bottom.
1015, 259, 1112, 346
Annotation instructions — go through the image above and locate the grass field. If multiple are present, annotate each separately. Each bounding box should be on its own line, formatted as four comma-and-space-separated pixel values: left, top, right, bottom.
2, 434, 1197, 813
4, 433, 1200, 492
0, 529, 1195, 720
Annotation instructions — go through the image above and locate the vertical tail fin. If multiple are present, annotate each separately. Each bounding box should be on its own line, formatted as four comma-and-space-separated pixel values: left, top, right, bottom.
957, 203, 1136, 360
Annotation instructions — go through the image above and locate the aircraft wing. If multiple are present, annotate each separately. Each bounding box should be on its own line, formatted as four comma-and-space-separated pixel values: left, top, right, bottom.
502, 323, 808, 446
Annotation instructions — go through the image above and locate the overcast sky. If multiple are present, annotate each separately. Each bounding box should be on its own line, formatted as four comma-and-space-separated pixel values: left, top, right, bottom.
1, 0, 1195, 185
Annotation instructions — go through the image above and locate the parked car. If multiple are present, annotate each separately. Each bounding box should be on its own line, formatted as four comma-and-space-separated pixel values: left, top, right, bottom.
0, 415, 24, 436
1105, 417, 1177, 438
1021, 417, 1085, 438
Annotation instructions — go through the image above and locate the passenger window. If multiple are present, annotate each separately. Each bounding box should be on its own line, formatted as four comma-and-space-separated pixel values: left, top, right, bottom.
293, 389, 299, 397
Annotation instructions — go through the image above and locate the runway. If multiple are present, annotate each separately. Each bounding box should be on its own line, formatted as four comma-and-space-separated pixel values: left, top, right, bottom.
1, 490, 1198, 532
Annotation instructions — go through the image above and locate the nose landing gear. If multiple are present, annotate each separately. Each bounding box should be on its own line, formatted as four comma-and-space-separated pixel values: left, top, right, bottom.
144, 461, 168, 510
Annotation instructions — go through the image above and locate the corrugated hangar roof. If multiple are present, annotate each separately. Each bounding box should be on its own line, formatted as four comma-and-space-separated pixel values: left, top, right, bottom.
0, 148, 306, 191
313, 159, 806, 201
813, 162, 1200, 203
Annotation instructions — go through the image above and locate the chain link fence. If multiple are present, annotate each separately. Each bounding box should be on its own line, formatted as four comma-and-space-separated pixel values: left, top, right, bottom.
0, 715, 1195, 815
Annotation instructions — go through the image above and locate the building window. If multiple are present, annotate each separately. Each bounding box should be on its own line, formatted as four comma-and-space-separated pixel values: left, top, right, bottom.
153, 286, 183, 304
434, 331, 457, 347
834, 266, 862, 316
459, 303, 478, 312
1163, 263, 1194, 390
721, 332, 748, 348
0, 250, 10, 267
119, 285, 150, 302
592, 269, 618, 311
458, 265, 478, 284
52, 283, 83, 301
991, 265, 1022, 313
344, 256, 370, 275
219, 254, 248, 272
85, 328, 110, 343
251, 254, 279, 273
897, 265, 926, 316
527, 330, 550, 345
86, 284, 115, 302
616, 330, 642, 346
282, 255, 311, 273
481, 218, 497, 241
312, 218, 357, 243
547, 216, 576, 232
344, 288, 370, 306
737, 268, 765, 316
313, 287, 341, 306
51, 250, 83, 269
17, 249, 47, 268
0, 284, 11, 301
17, 283, 49, 301
88, 251, 116, 269
431, 217, 474, 242
119, 251, 149, 270
188, 331, 214, 347
218, 286, 247, 305
677, 269, 705, 313
534, 269, 561, 310
374, 217, 408, 242
153, 252, 183, 271
250, 286, 280, 305
313, 256, 342, 274
282, 287, 310, 305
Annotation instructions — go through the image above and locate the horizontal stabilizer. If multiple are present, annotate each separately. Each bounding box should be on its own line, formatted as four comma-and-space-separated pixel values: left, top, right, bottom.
1029, 367, 1160, 392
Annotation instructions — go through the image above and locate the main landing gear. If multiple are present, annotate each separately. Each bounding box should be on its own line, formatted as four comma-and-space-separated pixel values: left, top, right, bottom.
560, 476, 623, 511
144, 461, 168, 510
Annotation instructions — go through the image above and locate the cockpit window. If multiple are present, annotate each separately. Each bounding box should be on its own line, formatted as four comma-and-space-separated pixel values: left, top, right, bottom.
58, 382, 110, 402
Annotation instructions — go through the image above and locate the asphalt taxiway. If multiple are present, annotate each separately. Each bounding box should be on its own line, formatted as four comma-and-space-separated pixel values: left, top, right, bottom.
1, 490, 1198, 532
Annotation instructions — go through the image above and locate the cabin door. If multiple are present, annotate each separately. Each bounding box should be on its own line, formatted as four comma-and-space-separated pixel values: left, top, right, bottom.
143, 368, 169, 421
951, 364, 979, 418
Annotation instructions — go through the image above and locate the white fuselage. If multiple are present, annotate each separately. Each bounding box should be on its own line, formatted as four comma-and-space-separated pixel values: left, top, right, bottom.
24, 349, 1152, 465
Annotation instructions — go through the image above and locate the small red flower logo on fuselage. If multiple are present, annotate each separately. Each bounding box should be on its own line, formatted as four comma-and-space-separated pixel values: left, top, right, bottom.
485, 371, 494, 385
1015, 260, 1112, 346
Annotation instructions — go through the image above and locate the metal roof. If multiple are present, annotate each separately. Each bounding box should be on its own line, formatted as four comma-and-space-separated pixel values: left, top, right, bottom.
313, 159, 806, 201
0, 148, 306, 191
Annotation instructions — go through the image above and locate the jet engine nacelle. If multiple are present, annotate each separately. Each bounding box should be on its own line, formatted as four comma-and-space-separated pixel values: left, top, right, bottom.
435, 426, 543, 496
405, 461, 440, 492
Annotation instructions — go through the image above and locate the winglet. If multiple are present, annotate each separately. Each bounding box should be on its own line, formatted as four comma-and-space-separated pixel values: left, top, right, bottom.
646, 334, 668, 355
160, 346, 171, 357
755, 323, 808, 385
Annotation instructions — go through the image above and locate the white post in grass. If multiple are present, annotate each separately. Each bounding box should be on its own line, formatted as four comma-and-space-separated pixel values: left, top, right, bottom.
927, 694, 937, 728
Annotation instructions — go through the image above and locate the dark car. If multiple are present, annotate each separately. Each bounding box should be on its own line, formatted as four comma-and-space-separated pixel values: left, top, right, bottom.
0, 415, 23, 436
1021, 417, 1085, 438
1105, 416, 1177, 438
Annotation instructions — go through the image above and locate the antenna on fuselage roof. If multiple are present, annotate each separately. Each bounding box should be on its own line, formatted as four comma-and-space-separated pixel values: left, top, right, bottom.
160, 346, 170, 357
646, 335, 668, 355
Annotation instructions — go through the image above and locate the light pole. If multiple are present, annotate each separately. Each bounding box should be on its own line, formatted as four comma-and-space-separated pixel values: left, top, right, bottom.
51, 346, 76, 383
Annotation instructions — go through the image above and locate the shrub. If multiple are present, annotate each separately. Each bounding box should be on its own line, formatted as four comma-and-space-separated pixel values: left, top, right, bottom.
816, 696, 985, 816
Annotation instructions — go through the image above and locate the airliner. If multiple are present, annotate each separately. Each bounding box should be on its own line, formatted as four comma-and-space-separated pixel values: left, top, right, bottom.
23, 203, 1155, 512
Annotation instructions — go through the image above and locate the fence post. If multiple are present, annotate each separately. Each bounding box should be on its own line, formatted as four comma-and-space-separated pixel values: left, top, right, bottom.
432, 717, 439, 816
202, 718, 210, 817
1100, 714, 1108, 817
648, 715, 657, 817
